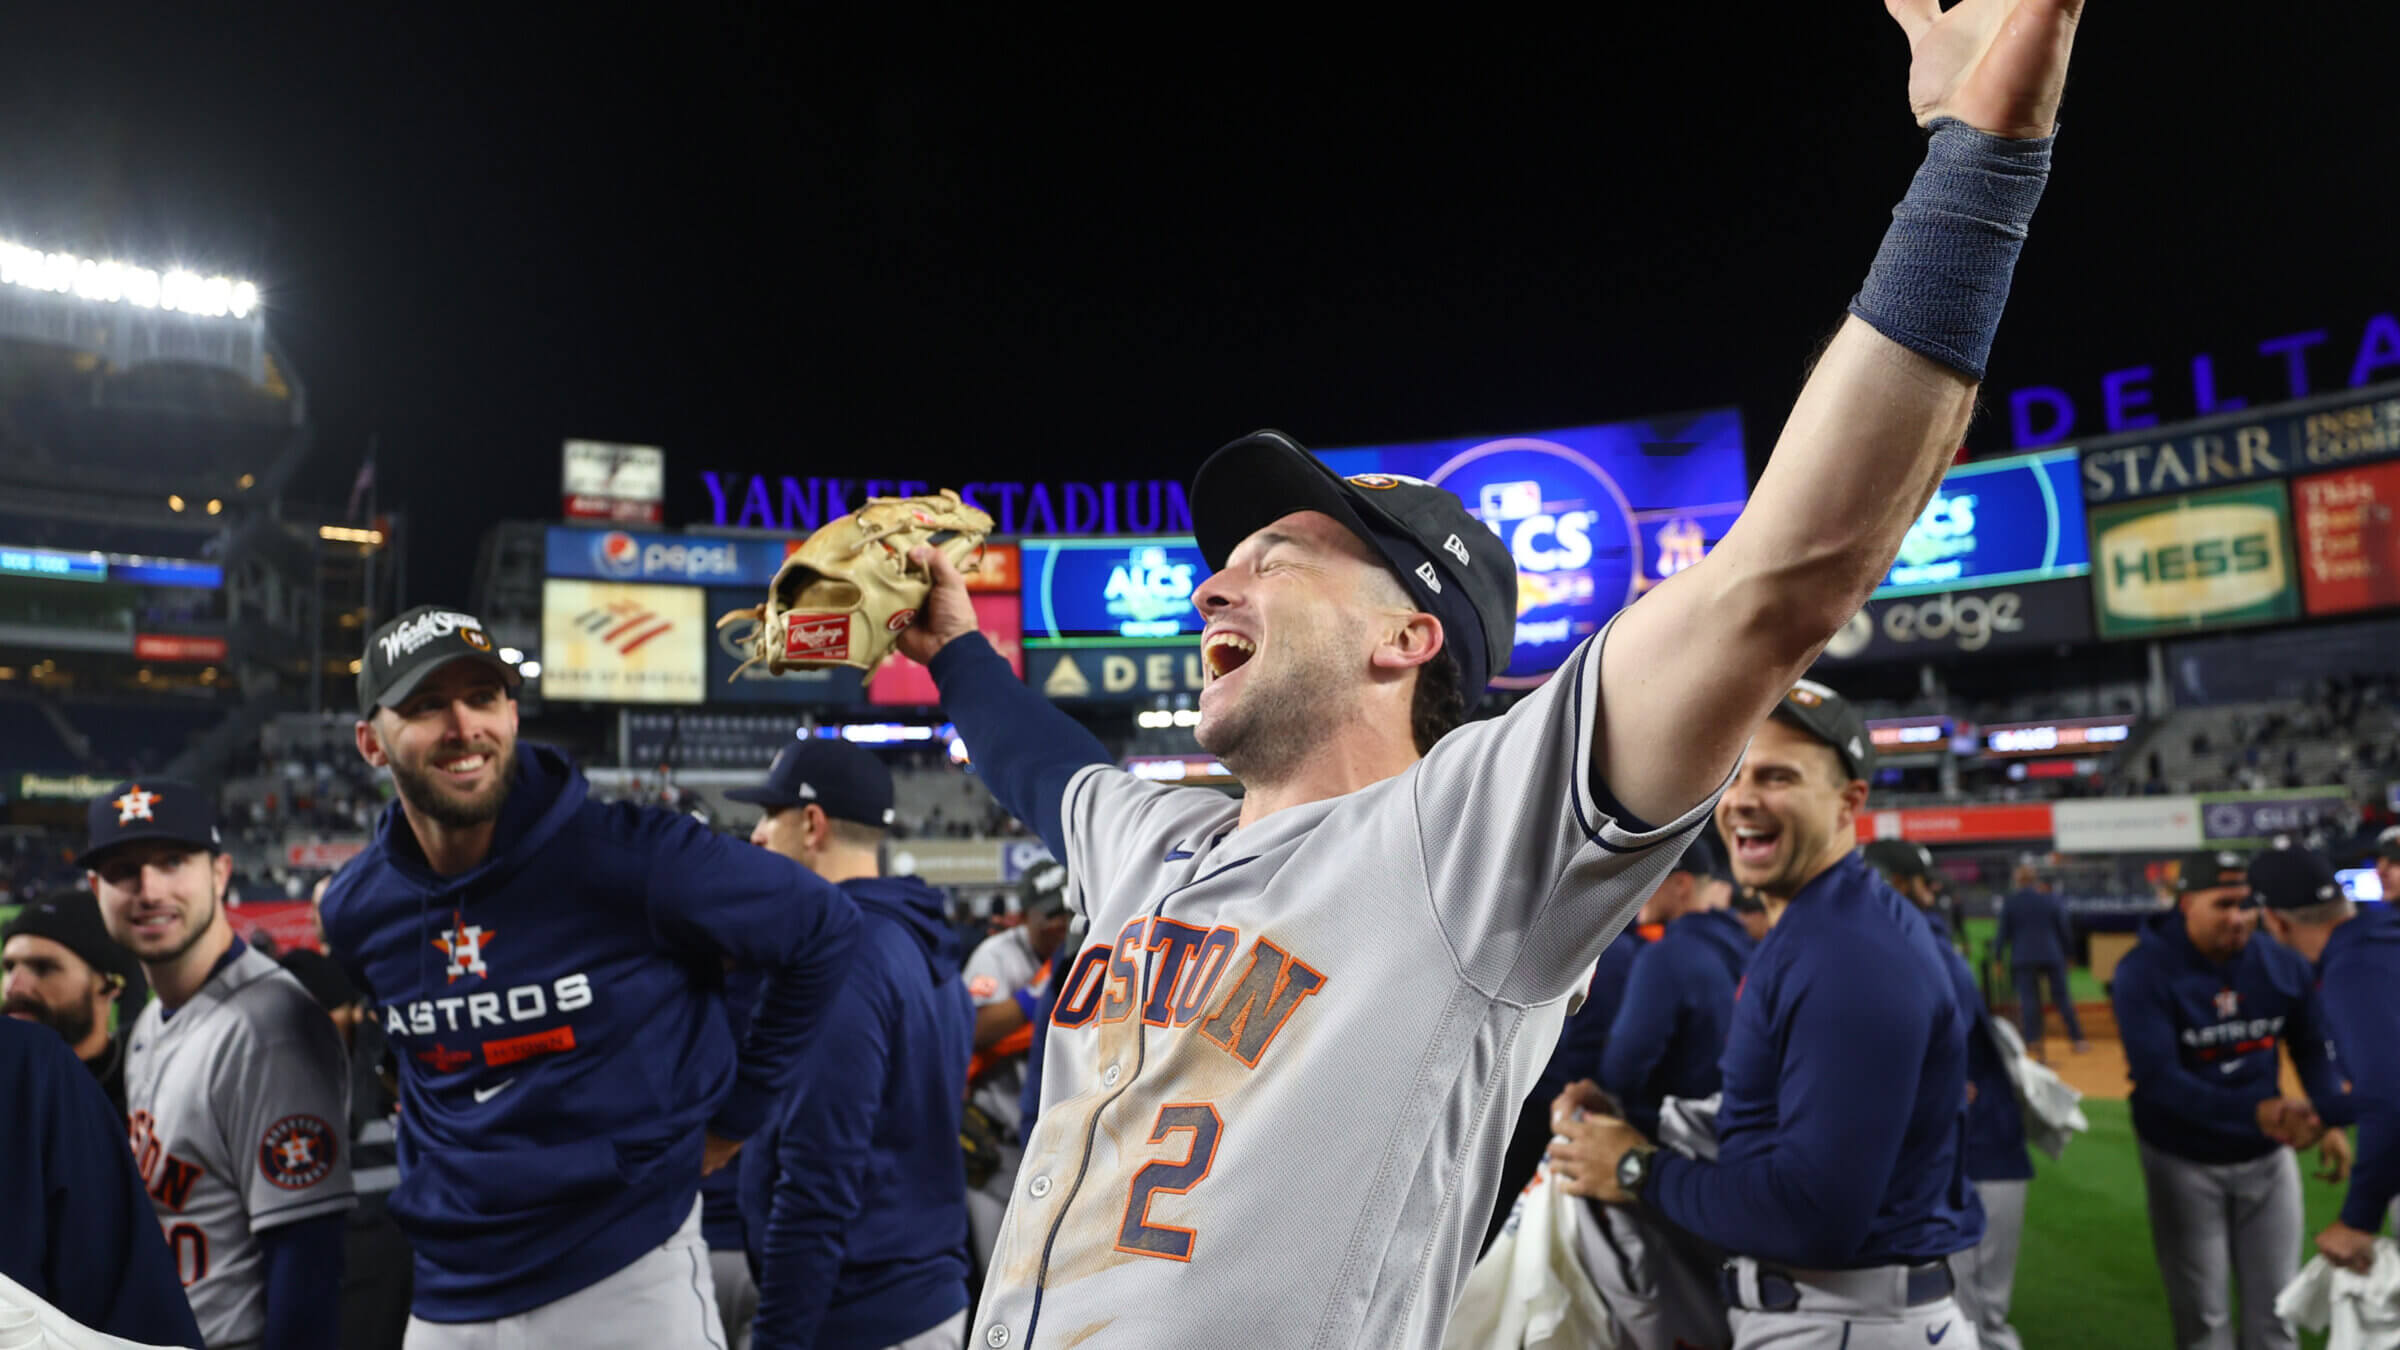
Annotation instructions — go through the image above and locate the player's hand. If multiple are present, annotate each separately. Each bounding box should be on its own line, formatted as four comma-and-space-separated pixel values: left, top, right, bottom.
2257, 1097, 2325, 1149
2316, 1219, 2378, 1274
701, 1131, 743, 1177
1887, 0, 2086, 140
2316, 1129, 2354, 1185
894, 545, 980, 665
1551, 1078, 1625, 1127
1547, 1111, 1649, 1205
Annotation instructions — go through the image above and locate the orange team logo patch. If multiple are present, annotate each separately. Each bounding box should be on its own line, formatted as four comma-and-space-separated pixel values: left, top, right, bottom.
115, 786, 163, 824
431, 916, 496, 983
967, 974, 1002, 1001
258, 1115, 338, 1190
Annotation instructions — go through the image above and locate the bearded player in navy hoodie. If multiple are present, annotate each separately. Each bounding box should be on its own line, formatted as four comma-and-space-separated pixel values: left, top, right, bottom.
732, 738, 976, 1350
318, 606, 864, 1348
2109, 848, 2349, 1350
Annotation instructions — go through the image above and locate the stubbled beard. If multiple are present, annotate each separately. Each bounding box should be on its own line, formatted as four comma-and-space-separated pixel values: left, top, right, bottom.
6, 994, 94, 1049
392, 743, 519, 830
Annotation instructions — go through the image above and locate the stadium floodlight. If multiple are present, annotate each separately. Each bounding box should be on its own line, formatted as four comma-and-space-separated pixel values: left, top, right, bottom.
0, 238, 260, 319
205, 499, 223, 515
499, 647, 524, 664
519, 661, 542, 679
167, 495, 186, 512
317, 525, 384, 545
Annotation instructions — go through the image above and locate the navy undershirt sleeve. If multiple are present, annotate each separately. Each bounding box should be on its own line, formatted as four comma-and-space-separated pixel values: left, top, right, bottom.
928, 633, 1115, 859
260, 1211, 346, 1350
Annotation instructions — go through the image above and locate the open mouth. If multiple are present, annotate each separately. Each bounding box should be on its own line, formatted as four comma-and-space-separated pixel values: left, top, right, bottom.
131, 910, 181, 938
1729, 825, 1780, 869
1202, 632, 1257, 683
435, 752, 491, 785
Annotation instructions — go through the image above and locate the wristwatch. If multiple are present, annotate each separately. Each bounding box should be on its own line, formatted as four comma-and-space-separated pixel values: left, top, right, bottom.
1615, 1144, 1657, 1199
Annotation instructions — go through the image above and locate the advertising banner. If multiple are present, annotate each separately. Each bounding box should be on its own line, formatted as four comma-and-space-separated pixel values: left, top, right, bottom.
17, 772, 118, 800
870, 594, 1023, 707
1027, 643, 1207, 702
704, 588, 867, 704
1856, 802, 2054, 845
1317, 409, 1749, 687
2197, 791, 2352, 843
1022, 537, 1206, 643
285, 839, 369, 870
1818, 577, 2094, 666
2052, 797, 2202, 853
2090, 482, 2301, 638
561, 440, 666, 525
1872, 449, 2090, 599
226, 900, 323, 954
540, 579, 706, 704
2291, 459, 2400, 616
886, 839, 1007, 886
1977, 715, 2137, 758
2076, 382, 2400, 506
134, 634, 228, 663
548, 526, 766, 586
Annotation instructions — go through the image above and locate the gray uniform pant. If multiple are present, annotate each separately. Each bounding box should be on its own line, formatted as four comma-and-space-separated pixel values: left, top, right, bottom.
2135, 1139, 2301, 1350
404, 1199, 723, 1349
1953, 1179, 2026, 1350
1577, 1202, 1732, 1350
1722, 1257, 1976, 1350
709, 1250, 756, 1350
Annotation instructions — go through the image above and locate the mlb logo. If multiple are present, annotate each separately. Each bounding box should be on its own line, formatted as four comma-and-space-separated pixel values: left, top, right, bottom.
783, 613, 851, 661
2214, 988, 2239, 1019
1478, 480, 1543, 522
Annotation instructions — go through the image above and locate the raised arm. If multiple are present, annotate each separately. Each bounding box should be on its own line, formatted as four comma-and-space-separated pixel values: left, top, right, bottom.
1597, 0, 2084, 825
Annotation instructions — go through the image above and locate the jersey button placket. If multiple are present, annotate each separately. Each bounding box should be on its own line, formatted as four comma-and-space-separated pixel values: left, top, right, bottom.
1028, 1174, 1052, 1198
985, 1324, 1011, 1348
1102, 1062, 1122, 1087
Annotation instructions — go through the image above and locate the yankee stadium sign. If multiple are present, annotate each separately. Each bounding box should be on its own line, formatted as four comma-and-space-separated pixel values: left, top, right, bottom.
702, 472, 1193, 537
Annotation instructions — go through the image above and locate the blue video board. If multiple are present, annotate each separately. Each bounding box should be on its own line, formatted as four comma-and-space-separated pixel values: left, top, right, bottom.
1021, 538, 1206, 644
1315, 409, 1750, 687
1872, 448, 2091, 600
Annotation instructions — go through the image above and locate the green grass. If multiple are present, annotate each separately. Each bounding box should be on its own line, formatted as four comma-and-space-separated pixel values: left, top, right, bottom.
2014, 1098, 2348, 1348
1961, 916, 2107, 1003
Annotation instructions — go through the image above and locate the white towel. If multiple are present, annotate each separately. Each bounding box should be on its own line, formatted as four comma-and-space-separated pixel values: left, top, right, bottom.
0, 1268, 198, 1350
1989, 1016, 2089, 1160
1441, 1166, 1620, 1350
2274, 1241, 2400, 1350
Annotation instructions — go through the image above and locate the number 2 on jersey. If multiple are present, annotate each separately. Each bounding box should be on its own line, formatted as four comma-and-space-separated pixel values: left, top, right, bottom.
1115, 1102, 1222, 1262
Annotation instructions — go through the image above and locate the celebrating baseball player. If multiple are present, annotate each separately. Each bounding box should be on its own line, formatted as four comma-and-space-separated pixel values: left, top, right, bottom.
962, 859, 1076, 1266
1550, 686, 1985, 1348
2248, 848, 2398, 1275
2109, 848, 2350, 1350
86, 778, 357, 1350
316, 605, 864, 1347
3, 890, 144, 1119
815, 4, 2087, 1341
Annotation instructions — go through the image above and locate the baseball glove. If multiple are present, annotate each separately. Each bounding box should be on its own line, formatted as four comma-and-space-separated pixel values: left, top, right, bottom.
716, 489, 993, 677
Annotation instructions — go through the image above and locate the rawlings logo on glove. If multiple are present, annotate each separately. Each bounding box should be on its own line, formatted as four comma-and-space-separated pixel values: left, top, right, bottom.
716, 488, 994, 676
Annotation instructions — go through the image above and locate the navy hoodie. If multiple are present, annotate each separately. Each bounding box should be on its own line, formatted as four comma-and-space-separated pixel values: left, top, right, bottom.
1601, 908, 1751, 1137
2308, 909, 2400, 1230
0, 1017, 206, 1347
318, 743, 863, 1321
741, 875, 976, 1350
1925, 913, 2033, 1183
1996, 887, 2073, 969
1532, 928, 1645, 1110
2110, 907, 2342, 1165
1647, 853, 1984, 1269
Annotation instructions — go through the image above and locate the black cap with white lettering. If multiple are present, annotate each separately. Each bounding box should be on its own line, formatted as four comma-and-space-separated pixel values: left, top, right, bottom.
2247, 848, 2344, 911
2173, 849, 2253, 896
1771, 679, 1876, 782
359, 604, 520, 715
1190, 430, 1517, 697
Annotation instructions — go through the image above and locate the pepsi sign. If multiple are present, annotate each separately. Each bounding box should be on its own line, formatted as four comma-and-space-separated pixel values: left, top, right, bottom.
1319, 409, 1749, 687
548, 527, 776, 586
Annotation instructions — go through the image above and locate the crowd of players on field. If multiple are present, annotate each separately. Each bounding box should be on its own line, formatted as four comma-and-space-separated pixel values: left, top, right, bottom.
10, 628, 2400, 1349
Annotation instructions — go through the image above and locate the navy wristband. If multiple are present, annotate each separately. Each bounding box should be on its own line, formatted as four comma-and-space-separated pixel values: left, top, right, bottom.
1848, 118, 2054, 381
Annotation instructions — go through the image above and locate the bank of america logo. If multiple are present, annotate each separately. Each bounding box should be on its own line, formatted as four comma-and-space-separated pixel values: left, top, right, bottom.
577, 600, 674, 655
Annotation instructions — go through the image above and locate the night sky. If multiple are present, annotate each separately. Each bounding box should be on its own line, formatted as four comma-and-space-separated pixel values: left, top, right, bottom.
4, 7, 2394, 606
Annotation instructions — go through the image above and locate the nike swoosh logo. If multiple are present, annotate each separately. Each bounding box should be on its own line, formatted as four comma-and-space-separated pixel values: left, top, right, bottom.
1928, 1323, 1951, 1344
473, 1078, 516, 1103
1164, 849, 1195, 861
2220, 1062, 2241, 1075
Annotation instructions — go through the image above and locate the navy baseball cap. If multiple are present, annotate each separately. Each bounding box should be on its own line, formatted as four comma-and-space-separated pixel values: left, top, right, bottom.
2248, 848, 2344, 911
1670, 832, 1730, 882
2377, 827, 2400, 864
83, 779, 222, 872
359, 604, 519, 715
2174, 849, 2253, 896
726, 738, 896, 829
1771, 679, 1876, 782
1190, 430, 1518, 698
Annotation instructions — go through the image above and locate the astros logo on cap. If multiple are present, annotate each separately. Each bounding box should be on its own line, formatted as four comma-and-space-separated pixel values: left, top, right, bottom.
114, 786, 163, 825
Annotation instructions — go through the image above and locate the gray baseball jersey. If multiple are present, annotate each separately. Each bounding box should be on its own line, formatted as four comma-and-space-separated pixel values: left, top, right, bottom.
965, 925, 1043, 1135
973, 633, 1716, 1350
124, 943, 355, 1347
